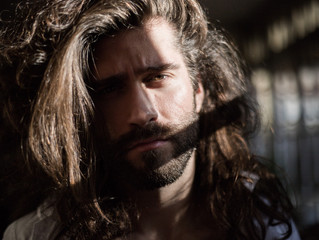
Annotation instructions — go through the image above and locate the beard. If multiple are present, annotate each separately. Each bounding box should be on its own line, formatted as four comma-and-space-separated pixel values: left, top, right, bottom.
96, 111, 199, 193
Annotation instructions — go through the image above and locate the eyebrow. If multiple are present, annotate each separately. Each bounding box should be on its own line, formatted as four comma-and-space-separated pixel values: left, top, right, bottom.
94, 63, 180, 87
144, 63, 180, 73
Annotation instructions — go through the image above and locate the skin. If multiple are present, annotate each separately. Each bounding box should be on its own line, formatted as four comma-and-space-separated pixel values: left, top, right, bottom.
92, 18, 225, 239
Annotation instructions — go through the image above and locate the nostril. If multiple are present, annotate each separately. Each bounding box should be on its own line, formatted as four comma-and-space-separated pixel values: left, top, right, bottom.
128, 86, 158, 127
148, 111, 158, 123
129, 106, 158, 127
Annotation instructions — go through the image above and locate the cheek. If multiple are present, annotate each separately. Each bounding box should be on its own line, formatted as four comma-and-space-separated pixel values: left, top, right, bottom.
156, 84, 195, 121
94, 102, 125, 139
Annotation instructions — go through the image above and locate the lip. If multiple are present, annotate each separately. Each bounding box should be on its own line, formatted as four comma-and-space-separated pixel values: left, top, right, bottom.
128, 138, 167, 152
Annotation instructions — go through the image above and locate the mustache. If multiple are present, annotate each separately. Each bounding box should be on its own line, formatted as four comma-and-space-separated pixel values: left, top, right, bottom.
105, 122, 175, 155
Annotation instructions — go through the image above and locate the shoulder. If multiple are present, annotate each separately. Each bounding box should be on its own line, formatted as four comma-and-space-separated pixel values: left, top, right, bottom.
241, 171, 301, 240
265, 219, 301, 240
3, 202, 60, 240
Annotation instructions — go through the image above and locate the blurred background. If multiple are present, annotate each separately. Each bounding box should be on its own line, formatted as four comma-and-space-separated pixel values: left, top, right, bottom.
1, 0, 319, 238
199, 0, 319, 238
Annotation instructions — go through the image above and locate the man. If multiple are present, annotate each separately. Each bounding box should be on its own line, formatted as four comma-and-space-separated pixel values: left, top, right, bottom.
0, 0, 300, 239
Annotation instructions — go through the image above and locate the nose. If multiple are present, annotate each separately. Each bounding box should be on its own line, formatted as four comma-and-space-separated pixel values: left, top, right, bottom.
127, 84, 158, 128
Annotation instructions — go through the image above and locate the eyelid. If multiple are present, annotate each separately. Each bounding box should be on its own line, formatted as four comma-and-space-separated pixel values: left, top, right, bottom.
145, 70, 175, 81
144, 73, 167, 82
93, 78, 124, 95
93, 74, 125, 88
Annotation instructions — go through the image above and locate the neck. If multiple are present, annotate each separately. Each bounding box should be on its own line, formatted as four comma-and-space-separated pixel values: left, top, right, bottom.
130, 151, 197, 239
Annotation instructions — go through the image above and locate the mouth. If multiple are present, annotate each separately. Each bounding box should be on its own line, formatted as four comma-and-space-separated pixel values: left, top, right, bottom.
128, 138, 168, 153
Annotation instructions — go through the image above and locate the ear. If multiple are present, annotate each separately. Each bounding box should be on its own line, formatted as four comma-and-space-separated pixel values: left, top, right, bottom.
195, 79, 204, 113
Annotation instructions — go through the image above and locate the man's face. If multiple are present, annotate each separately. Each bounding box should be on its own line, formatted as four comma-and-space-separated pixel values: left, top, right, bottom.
92, 18, 204, 191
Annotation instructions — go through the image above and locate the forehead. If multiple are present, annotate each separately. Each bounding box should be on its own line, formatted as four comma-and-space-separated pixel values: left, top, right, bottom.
94, 17, 178, 50
92, 18, 183, 77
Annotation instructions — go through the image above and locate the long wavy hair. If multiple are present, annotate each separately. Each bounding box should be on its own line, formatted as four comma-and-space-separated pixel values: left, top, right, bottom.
0, 0, 293, 239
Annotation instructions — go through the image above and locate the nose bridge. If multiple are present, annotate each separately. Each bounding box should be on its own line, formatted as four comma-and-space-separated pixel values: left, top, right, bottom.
128, 82, 158, 126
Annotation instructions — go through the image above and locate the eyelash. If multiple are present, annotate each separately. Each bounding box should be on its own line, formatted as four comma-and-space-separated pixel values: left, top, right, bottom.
94, 73, 170, 96
144, 74, 168, 83
95, 82, 123, 95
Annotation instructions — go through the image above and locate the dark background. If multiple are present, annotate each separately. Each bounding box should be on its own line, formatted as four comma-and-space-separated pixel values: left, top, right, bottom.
1, 0, 319, 238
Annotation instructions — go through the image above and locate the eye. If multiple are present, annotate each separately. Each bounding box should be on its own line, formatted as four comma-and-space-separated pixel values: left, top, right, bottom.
94, 80, 124, 96
152, 74, 167, 81
144, 74, 168, 83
